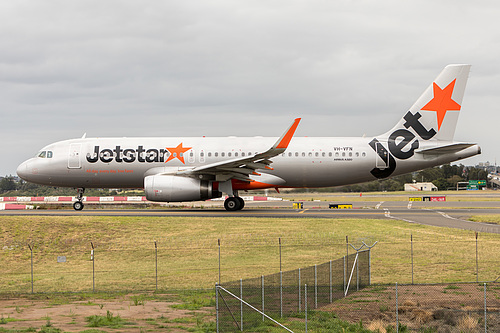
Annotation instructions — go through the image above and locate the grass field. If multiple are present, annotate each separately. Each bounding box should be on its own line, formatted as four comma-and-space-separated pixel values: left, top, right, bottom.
0, 215, 498, 293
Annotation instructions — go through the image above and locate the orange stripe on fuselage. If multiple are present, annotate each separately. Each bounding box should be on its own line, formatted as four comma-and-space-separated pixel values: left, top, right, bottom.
213, 180, 279, 191
232, 179, 277, 190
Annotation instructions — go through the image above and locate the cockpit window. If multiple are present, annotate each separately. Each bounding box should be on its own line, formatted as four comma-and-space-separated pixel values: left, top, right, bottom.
37, 151, 53, 158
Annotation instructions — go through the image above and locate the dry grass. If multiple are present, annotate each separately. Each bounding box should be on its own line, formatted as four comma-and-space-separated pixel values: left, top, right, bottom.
469, 214, 500, 224
0, 215, 498, 292
457, 314, 479, 332
366, 319, 388, 332
410, 308, 433, 324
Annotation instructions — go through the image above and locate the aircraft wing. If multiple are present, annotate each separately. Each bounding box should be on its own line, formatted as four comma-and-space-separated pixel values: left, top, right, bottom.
416, 143, 477, 155
175, 118, 301, 182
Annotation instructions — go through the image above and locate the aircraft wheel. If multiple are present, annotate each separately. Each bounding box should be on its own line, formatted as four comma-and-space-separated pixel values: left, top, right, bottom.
73, 201, 84, 211
236, 197, 245, 210
224, 197, 241, 211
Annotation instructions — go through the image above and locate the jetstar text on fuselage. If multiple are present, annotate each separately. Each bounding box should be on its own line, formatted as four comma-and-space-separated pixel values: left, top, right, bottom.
86, 146, 188, 163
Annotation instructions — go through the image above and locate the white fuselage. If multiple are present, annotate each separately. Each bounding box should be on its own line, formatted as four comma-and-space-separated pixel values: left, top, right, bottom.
16, 136, 480, 190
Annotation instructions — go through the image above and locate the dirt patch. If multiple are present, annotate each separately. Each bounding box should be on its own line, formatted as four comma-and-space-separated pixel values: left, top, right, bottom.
321, 283, 500, 332
0, 293, 214, 332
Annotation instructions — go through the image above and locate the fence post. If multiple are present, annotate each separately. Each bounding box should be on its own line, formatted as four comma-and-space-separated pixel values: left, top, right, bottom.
314, 264, 317, 309
280, 271, 283, 318
396, 282, 399, 333
356, 254, 359, 291
343, 256, 346, 296
154, 241, 158, 291
218, 239, 221, 285
240, 279, 243, 331
346, 236, 349, 287
279, 237, 282, 272
28, 244, 33, 294
329, 260, 332, 303
305, 284, 308, 333
411, 234, 414, 284
91, 242, 95, 292
216, 284, 219, 333
484, 282, 487, 333
261, 275, 264, 322
298, 268, 301, 312
368, 248, 372, 286
476, 232, 479, 283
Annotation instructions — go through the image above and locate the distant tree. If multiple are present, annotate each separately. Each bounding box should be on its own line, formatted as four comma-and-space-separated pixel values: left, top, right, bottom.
0, 176, 17, 192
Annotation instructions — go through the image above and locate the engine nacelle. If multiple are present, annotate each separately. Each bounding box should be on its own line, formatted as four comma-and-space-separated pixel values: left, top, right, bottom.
144, 175, 221, 202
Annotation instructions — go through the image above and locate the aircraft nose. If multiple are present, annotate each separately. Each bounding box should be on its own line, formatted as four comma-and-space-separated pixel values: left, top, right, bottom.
16, 160, 30, 181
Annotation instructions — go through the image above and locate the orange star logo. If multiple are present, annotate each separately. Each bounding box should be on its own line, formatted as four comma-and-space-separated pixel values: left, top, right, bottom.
421, 79, 461, 130
165, 143, 191, 164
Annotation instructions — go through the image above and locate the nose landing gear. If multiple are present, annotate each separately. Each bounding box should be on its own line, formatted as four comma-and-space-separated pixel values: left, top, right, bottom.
73, 188, 85, 211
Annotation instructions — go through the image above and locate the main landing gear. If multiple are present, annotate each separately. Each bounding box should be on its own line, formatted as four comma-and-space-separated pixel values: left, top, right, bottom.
224, 196, 245, 211
73, 187, 85, 211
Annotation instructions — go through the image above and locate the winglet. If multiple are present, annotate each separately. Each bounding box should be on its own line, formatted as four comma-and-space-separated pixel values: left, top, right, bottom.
274, 118, 301, 149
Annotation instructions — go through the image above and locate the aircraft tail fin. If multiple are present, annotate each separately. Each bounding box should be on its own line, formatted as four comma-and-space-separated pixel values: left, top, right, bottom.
381, 64, 471, 142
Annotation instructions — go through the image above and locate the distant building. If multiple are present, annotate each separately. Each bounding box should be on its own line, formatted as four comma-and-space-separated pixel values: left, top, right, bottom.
404, 182, 438, 191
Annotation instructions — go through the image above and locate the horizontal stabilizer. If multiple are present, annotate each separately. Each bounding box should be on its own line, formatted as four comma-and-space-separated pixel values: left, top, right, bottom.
416, 143, 476, 155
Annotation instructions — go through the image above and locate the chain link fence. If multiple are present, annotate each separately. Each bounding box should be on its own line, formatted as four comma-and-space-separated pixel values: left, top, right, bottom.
216, 250, 370, 332
327, 281, 500, 332
217, 280, 500, 332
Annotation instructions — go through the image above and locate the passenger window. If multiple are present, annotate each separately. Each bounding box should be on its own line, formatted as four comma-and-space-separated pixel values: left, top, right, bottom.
322, 152, 325, 157
235, 152, 238, 157
242, 152, 245, 157
342, 152, 346, 157
362, 152, 366, 157
308, 152, 312, 157
221, 152, 225, 157
215, 152, 218, 157
208, 152, 212, 157
302, 152, 305, 157
335, 152, 339, 157
295, 152, 299, 157
356, 152, 359, 157
228, 152, 231, 157
315, 152, 319, 157
349, 152, 352, 157
288, 152, 292, 157
329, 152, 332, 157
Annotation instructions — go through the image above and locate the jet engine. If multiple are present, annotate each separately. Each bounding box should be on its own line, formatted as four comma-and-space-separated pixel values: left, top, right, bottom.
144, 175, 221, 202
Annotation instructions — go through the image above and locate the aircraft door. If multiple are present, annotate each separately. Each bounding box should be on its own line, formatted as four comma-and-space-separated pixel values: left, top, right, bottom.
68, 143, 82, 169
375, 142, 389, 169
199, 149, 205, 163
188, 149, 195, 164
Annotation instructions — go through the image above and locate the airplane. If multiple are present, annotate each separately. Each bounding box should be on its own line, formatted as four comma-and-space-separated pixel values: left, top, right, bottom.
17, 64, 481, 211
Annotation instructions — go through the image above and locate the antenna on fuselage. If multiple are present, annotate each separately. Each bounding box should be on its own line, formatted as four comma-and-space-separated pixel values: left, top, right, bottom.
81, 133, 87, 139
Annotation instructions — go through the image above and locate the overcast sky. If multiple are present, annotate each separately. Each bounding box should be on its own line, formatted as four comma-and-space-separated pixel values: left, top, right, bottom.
1, 1, 499, 176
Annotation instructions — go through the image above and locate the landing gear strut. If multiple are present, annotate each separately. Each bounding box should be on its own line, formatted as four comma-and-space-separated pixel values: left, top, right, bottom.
224, 196, 245, 211
73, 188, 85, 211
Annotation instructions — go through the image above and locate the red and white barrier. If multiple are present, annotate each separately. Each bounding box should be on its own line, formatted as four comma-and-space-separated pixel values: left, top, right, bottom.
1, 195, 281, 205
0, 203, 34, 210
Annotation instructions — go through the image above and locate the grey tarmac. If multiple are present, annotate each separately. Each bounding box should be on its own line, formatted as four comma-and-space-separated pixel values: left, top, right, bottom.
1, 199, 499, 234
